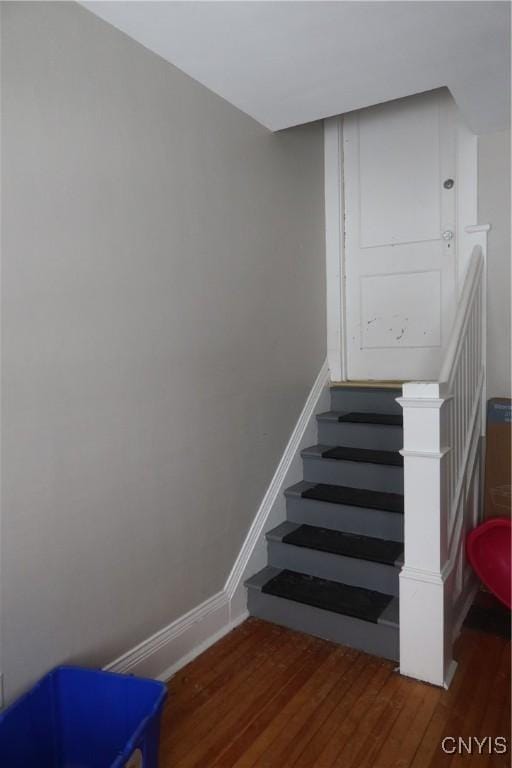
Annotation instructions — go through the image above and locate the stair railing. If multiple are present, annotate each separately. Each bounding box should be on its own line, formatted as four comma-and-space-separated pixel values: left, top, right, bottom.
397, 224, 489, 687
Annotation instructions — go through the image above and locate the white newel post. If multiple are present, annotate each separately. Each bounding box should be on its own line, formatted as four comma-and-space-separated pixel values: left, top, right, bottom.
397, 382, 455, 688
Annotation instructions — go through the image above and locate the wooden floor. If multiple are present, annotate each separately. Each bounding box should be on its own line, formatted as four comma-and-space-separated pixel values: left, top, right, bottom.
159, 618, 511, 767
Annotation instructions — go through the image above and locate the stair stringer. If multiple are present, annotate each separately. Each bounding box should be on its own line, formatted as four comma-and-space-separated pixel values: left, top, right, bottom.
226, 360, 331, 622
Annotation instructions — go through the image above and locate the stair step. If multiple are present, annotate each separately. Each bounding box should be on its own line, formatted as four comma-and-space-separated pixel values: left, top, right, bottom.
330, 386, 402, 415
246, 566, 399, 660
317, 412, 403, 450
319, 445, 403, 466
285, 482, 403, 541
261, 568, 394, 622
330, 381, 404, 389
301, 482, 404, 514
302, 446, 403, 493
245, 380, 406, 661
280, 524, 403, 565
336, 411, 403, 426
266, 521, 401, 594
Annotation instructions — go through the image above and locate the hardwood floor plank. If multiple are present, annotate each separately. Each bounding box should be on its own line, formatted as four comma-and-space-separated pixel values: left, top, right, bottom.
291, 656, 385, 768
312, 660, 394, 767
372, 680, 442, 768
171, 635, 333, 768
329, 669, 409, 768
160, 625, 303, 761
170, 617, 267, 692
409, 630, 481, 768
214, 646, 359, 767
276, 652, 369, 767
449, 634, 508, 768
467, 638, 511, 767
230, 645, 357, 768
210, 653, 348, 768
165, 619, 273, 725
157, 618, 511, 768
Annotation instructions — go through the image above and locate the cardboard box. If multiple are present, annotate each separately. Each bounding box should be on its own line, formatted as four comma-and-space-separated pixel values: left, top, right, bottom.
484, 398, 511, 519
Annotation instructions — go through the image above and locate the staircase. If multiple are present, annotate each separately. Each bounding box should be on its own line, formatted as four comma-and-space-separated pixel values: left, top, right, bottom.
246, 385, 404, 662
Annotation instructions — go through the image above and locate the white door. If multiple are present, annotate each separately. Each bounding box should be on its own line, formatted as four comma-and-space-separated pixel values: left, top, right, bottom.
343, 91, 457, 381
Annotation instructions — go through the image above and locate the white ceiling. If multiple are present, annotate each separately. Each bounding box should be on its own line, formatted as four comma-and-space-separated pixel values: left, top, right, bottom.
82, 1, 510, 134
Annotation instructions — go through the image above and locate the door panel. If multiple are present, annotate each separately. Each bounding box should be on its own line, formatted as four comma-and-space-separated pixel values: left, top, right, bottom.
360, 270, 441, 349
359, 96, 441, 247
344, 90, 457, 381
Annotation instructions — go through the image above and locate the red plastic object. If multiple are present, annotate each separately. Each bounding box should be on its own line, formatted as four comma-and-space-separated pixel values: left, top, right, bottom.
466, 518, 511, 609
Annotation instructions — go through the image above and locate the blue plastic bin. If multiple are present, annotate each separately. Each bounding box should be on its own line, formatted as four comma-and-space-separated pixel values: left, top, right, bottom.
0, 666, 167, 767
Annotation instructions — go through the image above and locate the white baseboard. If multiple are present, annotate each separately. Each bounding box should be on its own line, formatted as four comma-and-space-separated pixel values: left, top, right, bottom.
105, 360, 330, 682
105, 591, 229, 680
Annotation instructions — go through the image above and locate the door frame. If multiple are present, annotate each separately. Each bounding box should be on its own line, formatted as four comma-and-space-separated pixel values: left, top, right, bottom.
324, 98, 478, 383
324, 116, 347, 382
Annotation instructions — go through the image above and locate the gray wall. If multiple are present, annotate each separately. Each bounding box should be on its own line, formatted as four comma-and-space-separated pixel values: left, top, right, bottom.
1, 2, 326, 701
478, 129, 511, 399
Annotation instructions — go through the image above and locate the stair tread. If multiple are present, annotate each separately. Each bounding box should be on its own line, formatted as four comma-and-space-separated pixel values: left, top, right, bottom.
330, 383, 402, 392
319, 411, 403, 427
281, 524, 403, 565
339, 411, 403, 426
261, 568, 394, 624
318, 445, 403, 466
301, 483, 404, 514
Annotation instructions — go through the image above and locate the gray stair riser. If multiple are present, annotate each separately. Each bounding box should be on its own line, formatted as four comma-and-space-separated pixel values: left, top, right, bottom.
302, 456, 404, 493
286, 495, 403, 542
267, 540, 400, 596
330, 389, 402, 414
317, 421, 403, 451
247, 589, 399, 661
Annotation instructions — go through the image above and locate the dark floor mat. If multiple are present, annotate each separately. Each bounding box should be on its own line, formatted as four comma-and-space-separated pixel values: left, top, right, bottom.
321, 446, 403, 466
338, 412, 403, 427
282, 525, 403, 565
302, 483, 404, 514
261, 569, 393, 623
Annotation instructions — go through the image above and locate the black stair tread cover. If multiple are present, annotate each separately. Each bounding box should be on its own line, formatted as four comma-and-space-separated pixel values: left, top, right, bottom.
302, 483, 404, 514
262, 569, 393, 623
338, 411, 403, 427
282, 525, 403, 565
320, 446, 403, 466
